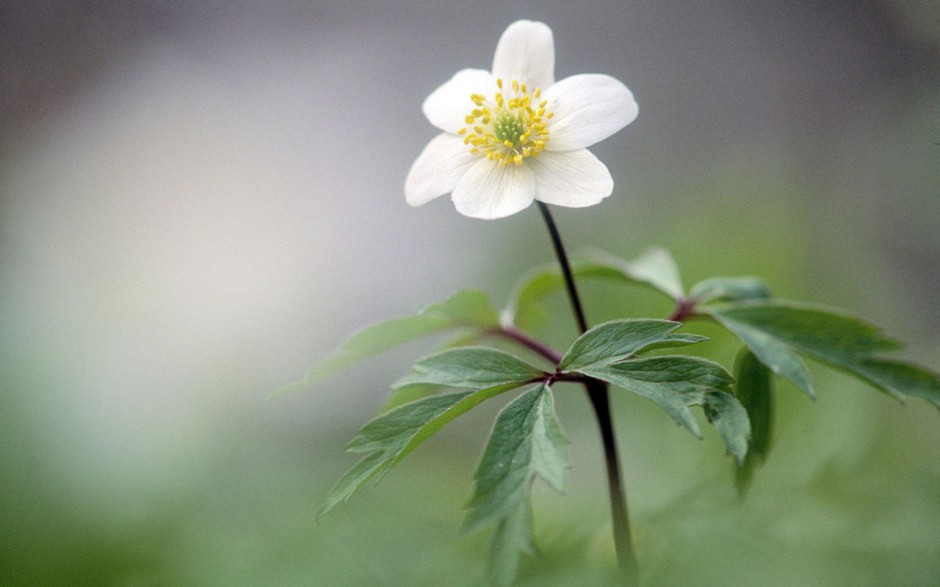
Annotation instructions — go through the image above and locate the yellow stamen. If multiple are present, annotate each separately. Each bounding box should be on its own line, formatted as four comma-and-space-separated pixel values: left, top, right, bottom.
459, 78, 553, 170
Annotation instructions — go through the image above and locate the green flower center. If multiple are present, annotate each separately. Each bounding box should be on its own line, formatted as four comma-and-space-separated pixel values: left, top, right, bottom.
493, 114, 526, 145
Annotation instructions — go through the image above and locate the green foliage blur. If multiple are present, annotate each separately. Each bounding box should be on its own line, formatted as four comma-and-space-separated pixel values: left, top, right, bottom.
4, 157, 937, 585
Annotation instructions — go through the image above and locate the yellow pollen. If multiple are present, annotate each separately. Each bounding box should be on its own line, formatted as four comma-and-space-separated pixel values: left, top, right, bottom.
460, 78, 552, 168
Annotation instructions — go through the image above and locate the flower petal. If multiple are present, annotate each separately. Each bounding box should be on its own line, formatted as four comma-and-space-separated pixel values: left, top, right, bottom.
405, 133, 478, 207
529, 149, 614, 208
543, 74, 638, 151
452, 159, 536, 219
491, 20, 555, 90
422, 68, 495, 133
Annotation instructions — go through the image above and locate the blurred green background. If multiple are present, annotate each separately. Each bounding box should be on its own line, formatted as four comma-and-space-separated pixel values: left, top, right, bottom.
1, 2, 938, 585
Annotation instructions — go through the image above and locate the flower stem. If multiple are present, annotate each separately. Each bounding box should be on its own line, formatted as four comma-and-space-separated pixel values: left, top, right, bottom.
536, 203, 590, 334
536, 202, 639, 584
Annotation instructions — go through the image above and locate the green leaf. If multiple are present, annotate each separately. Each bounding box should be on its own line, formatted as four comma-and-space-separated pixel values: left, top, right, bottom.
320, 381, 523, 518
688, 276, 771, 304
708, 300, 940, 405
700, 391, 751, 466
393, 347, 546, 389
711, 300, 900, 358
463, 384, 568, 587
640, 332, 711, 351
558, 319, 705, 371
319, 391, 469, 517
317, 451, 389, 520
282, 314, 451, 394
841, 358, 940, 409
584, 246, 684, 301
505, 261, 627, 333
278, 290, 500, 394
577, 356, 735, 438
505, 247, 683, 332
733, 348, 775, 494
734, 348, 774, 459
424, 288, 501, 328
711, 312, 816, 399
379, 383, 440, 413
369, 382, 526, 468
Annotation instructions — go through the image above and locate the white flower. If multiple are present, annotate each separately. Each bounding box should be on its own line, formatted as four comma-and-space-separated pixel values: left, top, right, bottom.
405, 20, 638, 220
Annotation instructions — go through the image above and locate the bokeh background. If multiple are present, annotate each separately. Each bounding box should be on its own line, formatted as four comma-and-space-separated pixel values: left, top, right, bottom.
2, 2, 938, 585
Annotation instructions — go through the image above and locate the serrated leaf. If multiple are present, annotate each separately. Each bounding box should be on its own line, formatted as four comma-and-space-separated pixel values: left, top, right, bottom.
700, 391, 751, 466
346, 391, 471, 455
393, 347, 546, 389
505, 247, 683, 332
485, 509, 534, 587
320, 382, 523, 518
317, 451, 388, 520
577, 356, 735, 438
385, 382, 527, 469
278, 290, 500, 394
463, 384, 568, 587
688, 276, 771, 304
320, 391, 469, 517
558, 319, 700, 371
708, 300, 939, 405
733, 347, 775, 494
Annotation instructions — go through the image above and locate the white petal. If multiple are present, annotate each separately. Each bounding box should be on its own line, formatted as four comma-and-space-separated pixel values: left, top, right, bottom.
491, 20, 555, 90
422, 69, 495, 134
529, 149, 613, 208
405, 133, 478, 207
451, 159, 536, 219
543, 74, 638, 151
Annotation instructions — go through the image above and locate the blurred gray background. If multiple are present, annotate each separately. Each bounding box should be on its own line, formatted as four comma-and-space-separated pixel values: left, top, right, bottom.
1, 2, 938, 585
